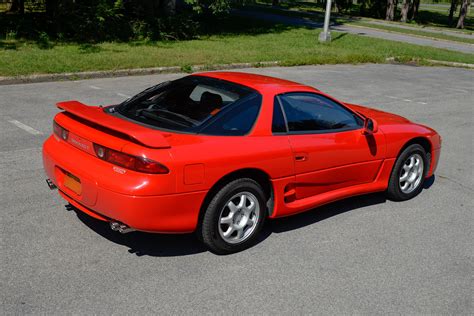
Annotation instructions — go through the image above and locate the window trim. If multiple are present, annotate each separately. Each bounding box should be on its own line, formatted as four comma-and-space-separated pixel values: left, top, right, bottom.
272, 91, 364, 135
112, 76, 262, 136
271, 95, 289, 134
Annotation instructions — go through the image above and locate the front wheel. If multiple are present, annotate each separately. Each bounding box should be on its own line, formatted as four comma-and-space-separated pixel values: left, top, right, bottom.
386, 144, 428, 201
198, 178, 266, 255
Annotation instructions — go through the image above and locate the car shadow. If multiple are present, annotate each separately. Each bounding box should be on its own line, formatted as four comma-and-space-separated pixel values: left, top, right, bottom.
74, 210, 207, 257
71, 177, 435, 257
265, 193, 387, 234
423, 175, 435, 189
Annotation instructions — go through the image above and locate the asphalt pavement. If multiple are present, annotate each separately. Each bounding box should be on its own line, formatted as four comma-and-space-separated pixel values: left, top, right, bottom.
1, 64, 473, 314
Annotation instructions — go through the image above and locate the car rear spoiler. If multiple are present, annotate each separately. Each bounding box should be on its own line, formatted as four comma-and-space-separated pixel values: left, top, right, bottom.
56, 101, 171, 149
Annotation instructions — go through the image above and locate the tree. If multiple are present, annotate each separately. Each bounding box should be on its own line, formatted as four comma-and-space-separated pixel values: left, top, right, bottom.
272, 0, 279, 6
456, 0, 471, 28
448, 0, 458, 26
400, 0, 410, 22
386, 0, 397, 21
162, 0, 177, 15
8, 0, 24, 13
409, 0, 419, 20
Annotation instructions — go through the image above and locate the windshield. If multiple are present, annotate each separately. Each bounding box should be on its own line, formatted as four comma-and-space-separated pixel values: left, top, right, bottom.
115, 76, 260, 134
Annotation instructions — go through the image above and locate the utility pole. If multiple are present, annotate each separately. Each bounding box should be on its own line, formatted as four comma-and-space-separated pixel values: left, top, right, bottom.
319, 0, 332, 42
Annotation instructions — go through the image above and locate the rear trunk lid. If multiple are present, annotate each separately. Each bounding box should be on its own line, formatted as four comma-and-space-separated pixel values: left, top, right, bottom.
56, 101, 171, 150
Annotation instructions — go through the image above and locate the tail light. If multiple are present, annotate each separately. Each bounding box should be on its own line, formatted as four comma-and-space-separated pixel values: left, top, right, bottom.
53, 121, 69, 140
93, 144, 169, 174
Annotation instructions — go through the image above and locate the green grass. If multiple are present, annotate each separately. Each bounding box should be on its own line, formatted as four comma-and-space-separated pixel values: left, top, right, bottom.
349, 21, 474, 44
1, 26, 473, 77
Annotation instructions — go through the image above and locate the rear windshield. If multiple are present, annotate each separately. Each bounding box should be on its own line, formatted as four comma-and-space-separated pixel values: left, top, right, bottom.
114, 76, 262, 136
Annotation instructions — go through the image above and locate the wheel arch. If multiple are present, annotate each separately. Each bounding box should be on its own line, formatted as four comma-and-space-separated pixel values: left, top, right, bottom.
397, 136, 433, 171
198, 168, 275, 226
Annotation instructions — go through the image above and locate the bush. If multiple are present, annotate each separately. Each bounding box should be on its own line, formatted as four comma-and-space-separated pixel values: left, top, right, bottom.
37, 32, 53, 49
0, 1, 201, 43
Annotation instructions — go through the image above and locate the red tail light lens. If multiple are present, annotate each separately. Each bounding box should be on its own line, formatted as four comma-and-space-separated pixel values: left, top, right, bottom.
53, 121, 69, 140
93, 144, 169, 174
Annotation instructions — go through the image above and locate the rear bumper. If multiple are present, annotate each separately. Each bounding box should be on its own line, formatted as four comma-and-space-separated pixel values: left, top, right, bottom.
57, 187, 207, 233
43, 135, 207, 233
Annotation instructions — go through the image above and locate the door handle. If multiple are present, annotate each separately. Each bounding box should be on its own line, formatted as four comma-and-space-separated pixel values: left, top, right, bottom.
295, 154, 307, 162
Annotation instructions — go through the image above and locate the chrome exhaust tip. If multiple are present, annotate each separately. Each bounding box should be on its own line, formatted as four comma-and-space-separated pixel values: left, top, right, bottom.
109, 221, 135, 234
46, 179, 57, 190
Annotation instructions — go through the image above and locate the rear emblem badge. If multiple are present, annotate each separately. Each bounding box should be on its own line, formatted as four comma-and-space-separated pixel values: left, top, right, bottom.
70, 136, 89, 151
113, 166, 126, 174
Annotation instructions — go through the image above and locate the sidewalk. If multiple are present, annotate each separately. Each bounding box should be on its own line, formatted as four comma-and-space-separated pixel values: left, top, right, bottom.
361, 20, 474, 40
234, 9, 474, 54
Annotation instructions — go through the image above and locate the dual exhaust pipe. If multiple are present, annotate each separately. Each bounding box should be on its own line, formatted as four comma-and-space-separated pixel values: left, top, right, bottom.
109, 221, 135, 234
47, 179, 135, 234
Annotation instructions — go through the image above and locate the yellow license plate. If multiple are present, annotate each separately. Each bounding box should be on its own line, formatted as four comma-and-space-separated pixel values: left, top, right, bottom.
64, 173, 82, 195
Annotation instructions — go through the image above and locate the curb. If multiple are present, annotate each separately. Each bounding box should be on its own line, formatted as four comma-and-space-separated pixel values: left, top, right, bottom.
1, 59, 471, 85
346, 23, 474, 46
385, 57, 474, 69
425, 59, 474, 68
0, 61, 280, 85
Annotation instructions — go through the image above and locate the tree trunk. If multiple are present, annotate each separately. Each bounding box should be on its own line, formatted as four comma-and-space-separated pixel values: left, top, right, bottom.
409, 0, 420, 20
386, 0, 396, 20
272, 0, 279, 6
162, 0, 177, 15
8, 0, 24, 13
448, 0, 458, 26
456, 0, 470, 28
400, 0, 410, 22
46, 0, 59, 17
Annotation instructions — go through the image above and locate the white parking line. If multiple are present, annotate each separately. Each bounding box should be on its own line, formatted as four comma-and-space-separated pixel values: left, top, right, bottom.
8, 120, 42, 135
117, 93, 131, 98
89, 85, 102, 90
387, 95, 428, 104
446, 87, 468, 93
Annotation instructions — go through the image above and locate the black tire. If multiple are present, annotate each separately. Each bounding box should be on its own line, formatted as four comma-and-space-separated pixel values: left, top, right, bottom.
386, 143, 428, 201
198, 178, 267, 255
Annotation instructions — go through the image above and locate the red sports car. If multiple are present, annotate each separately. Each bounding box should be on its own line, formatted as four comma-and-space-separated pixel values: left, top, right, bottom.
43, 72, 441, 254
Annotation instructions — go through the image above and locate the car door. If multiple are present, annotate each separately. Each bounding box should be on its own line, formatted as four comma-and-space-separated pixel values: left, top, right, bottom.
274, 92, 385, 200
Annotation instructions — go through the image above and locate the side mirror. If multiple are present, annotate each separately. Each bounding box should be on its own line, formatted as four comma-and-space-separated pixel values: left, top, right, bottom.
363, 118, 378, 135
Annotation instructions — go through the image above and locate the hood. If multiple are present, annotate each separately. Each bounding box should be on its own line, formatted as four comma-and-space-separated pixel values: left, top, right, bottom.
345, 103, 411, 125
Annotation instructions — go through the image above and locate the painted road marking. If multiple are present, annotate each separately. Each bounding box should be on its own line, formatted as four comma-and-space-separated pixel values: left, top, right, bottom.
446, 88, 468, 93
8, 120, 42, 135
117, 93, 131, 98
387, 95, 427, 104
89, 85, 102, 90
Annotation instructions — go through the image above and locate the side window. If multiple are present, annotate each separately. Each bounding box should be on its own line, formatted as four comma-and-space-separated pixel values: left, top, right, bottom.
279, 93, 362, 133
272, 98, 287, 133
199, 94, 262, 136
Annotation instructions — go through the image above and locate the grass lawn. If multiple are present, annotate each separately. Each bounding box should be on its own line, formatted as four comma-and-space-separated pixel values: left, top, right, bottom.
348, 21, 474, 44
1, 22, 474, 77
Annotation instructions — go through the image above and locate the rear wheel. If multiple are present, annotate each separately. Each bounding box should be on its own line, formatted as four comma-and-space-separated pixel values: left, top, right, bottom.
198, 178, 266, 255
386, 144, 427, 201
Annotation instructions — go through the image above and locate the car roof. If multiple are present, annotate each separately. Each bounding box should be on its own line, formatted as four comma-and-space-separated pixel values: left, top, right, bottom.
193, 71, 319, 93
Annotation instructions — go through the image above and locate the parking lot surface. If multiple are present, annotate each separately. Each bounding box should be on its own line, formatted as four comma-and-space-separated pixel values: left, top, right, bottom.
1, 64, 472, 314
